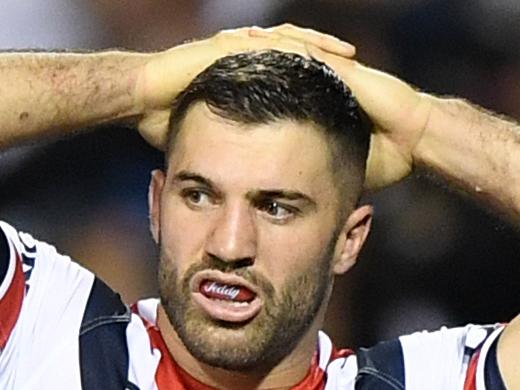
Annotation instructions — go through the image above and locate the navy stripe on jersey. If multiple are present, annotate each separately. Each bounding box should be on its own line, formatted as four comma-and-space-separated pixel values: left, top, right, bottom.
484, 333, 507, 390
0, 227, 8, 285
79, 277, 133, 390
356, 339, 405, 389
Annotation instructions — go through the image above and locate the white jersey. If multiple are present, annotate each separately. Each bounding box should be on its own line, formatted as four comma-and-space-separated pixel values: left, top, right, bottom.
0, 221, 507, 389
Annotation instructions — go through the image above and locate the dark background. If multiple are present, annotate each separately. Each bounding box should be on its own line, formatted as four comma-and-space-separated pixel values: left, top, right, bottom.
1, 0, 519, 349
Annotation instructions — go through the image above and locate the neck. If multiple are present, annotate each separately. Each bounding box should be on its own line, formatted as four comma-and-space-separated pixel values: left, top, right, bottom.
157, 304, 326, 390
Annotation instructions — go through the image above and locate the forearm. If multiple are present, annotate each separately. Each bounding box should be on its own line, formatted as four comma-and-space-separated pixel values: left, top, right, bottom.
414, 95, 520, 219
0, 51, 150, 149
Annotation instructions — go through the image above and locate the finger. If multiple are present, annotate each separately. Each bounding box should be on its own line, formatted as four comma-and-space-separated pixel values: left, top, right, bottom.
217, 26, 256, 38
218, 33, 311, 58
274, 24, 356, 57
250, 24, 356, 57
306, 44, 356, 77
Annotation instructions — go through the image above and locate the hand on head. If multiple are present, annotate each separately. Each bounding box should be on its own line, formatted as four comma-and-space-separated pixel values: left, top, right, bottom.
135, 23, 430, 191
306, 46, 433, 190
134, 24, 356, 150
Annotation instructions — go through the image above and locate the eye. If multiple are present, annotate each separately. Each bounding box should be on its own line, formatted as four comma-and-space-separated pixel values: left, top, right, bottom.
258, 200, 297, 221
181, 189, 213, 208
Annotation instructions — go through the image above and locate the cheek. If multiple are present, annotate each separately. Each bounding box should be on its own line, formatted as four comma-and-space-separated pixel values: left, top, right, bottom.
159, 199, 212, 274
258, 222, 337, 287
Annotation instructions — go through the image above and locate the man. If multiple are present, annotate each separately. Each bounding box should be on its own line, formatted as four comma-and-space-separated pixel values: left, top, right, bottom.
146, 49, 372, 389
0, 24, 518, 389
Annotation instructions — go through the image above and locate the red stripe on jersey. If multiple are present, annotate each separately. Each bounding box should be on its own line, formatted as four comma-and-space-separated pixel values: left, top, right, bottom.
463, 350, 480, 390
131, 305, 213, 390
148, 324, 213, 390
132, 304, 354, 390
0, 252, 25, 349
291, 346, 354, 390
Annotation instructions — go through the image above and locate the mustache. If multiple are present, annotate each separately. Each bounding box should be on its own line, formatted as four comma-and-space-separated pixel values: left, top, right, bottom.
182, 254, 275, 298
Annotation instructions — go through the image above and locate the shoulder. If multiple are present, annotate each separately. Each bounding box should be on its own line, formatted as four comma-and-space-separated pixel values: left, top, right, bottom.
0, 221, 113, 388
353, 324, 506, 390
0, 221, 162, 389
399, 324, 505, 389
0, 220, 95, 349
79, 277, 137, 389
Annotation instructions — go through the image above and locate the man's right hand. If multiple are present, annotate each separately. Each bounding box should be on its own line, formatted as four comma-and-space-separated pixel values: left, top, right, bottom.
134, 24, 357, 150
309, 41, 520, 228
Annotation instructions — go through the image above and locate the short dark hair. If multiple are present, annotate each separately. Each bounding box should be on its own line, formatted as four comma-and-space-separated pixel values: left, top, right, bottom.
168, 50, 371, 206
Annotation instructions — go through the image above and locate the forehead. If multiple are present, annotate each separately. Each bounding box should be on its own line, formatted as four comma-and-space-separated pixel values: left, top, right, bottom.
168, 103, 338, 195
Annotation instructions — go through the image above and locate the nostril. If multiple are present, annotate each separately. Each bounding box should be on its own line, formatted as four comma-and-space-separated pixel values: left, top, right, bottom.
235, 257, 254, 268
205, 253, 255, 269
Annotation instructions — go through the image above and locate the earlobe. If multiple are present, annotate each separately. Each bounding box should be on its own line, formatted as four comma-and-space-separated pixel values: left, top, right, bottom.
333, 205, 373, 275
149, 169, 166, 244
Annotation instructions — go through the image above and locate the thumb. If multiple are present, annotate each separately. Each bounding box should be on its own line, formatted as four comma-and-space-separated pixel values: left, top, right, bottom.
138, 110, 171, 151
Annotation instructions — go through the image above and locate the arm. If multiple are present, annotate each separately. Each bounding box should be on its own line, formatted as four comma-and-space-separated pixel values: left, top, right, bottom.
357, 68, 520, 390
0, 25, 355, 151
307, 47, 520, 388
0, 24, 354, 343
415, 96, 520, 220
307, 48, 520, 221
497, 314, 520, 389
0, 51, 147, 149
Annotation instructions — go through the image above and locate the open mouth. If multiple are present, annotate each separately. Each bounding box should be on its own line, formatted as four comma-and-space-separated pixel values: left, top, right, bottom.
190, 271, 263, 323
200, 280, 256, 304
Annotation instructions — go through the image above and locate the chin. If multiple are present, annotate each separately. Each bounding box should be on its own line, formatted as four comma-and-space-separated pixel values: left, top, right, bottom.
171, 308, 288, 371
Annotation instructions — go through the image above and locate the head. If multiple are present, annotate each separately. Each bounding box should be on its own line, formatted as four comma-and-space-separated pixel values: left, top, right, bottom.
149, 51, 373, 372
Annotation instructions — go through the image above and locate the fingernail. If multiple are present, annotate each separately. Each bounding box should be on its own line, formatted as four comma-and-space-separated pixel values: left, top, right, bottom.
341, 42, 356, 55
249, 27, 267, 37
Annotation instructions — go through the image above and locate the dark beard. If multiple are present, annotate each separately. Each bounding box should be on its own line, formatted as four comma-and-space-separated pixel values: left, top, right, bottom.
158, 243, 334, 372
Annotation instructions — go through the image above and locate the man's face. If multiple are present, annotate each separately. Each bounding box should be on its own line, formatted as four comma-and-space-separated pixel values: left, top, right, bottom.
150, 103, 362, 371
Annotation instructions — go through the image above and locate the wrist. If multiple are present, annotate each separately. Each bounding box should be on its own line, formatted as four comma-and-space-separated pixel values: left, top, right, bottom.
121, 52, 154, 120
63, 50, 152, 126
411, 94, 455, 168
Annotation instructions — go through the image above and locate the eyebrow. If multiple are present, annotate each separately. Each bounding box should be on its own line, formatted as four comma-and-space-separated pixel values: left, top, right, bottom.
171, 170, 216, 188
171, 170, 317, 209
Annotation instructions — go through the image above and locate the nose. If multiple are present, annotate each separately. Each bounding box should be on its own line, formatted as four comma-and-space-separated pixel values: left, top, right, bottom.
205, 201, 257, 266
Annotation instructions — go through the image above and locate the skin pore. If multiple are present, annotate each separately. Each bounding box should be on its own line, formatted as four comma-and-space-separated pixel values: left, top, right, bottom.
149, 103, 372, 389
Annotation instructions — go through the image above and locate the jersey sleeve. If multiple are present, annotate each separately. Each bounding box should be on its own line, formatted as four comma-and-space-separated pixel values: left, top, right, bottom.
0, 221, 95, 353
0, 222, 26, 350
399, 323, 507, 390
0, 225, 9, 286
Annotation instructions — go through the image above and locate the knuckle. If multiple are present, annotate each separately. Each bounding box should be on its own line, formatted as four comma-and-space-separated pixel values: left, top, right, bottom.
213, 30, 224, 40
234, 27, 249, 34
213, 31, 228, 44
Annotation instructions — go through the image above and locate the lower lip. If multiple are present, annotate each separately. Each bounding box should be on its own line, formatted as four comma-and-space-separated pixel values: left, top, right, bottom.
191, 292, 262, 323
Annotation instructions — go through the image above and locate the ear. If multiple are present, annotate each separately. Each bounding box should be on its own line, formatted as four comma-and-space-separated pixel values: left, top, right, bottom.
332, 204, 373, 275
149, 169, 166, 244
